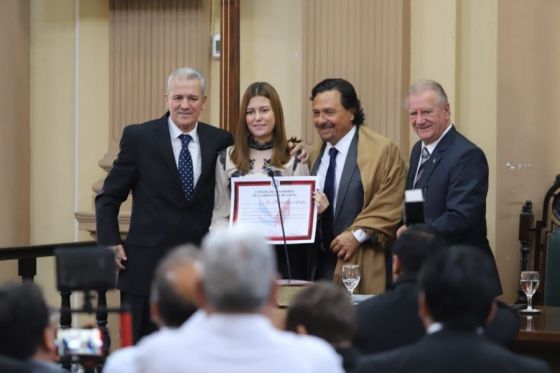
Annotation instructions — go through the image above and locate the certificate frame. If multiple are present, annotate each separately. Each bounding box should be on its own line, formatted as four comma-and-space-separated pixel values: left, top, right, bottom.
230, 176, 318, 244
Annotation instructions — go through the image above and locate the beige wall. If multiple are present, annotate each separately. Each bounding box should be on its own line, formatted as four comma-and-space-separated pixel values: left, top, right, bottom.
30, 0, 76, 305
239, 0, 303, 139
0, 0, 30, 281
496, 0, 560, 302
210, 0, 304, 136
30, 0, 110, 310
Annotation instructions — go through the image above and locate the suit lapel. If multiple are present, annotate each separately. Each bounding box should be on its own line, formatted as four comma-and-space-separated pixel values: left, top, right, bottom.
334, 131, 359, 222
416, 126, 456, 187
407, 143, 421, 189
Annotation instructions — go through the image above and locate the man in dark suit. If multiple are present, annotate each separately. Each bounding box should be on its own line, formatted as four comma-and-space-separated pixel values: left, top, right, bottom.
354, 224, 446, 354
95, 67, 233, 342
309, 78, 406, 294
354, 224, 518, 354
355, 246, 549, 373
398, 79, 502, 297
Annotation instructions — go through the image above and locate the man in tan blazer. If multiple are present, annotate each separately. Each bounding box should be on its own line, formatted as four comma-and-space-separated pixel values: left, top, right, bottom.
309, 78, 406, 294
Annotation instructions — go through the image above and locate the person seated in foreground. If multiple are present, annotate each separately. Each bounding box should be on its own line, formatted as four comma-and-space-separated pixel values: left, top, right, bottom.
135, 225, 344, 373
0, 282, 64, 372
103, 245, 201, 373
354, 246, 549, 373
286, 281, 360, 372
354, 224, 519, 354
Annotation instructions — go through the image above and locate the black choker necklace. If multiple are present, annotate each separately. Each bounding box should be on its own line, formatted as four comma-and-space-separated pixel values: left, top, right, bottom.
249, 137, 273, 150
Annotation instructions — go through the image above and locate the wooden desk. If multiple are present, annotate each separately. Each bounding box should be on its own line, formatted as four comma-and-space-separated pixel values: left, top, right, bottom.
513, 306, 560, 371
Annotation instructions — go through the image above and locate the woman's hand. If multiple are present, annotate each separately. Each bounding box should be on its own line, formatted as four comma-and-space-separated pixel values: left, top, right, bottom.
314, 190, 330, 215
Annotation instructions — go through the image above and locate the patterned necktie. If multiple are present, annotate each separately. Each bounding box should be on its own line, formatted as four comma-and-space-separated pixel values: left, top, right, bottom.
321, 147, 338, 250
178, 134, 194, 201
414, 147, 430, 188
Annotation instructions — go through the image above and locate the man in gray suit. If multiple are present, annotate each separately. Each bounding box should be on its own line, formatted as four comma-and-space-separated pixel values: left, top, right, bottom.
309, 78, 406, 294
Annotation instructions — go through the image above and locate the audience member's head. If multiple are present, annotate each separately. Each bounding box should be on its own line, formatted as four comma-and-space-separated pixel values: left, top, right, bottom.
418, 245, 496, 331
392, 224, 447, 281
0, 282, 50, 360
286, 282, 356, 347
199, 225, 277, 313
150, 245, 201, 328
32, 308, 59, 364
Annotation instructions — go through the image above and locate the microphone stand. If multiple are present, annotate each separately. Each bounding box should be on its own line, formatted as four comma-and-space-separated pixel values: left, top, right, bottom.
268, 169, 292, 283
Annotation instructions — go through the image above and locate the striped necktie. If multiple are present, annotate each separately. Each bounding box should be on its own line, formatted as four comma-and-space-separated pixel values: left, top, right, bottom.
414, 147, 430, 188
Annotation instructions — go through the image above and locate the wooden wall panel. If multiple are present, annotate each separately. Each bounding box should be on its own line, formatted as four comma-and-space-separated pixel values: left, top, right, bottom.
101, 0, 212, 169
302, 0, 410, 151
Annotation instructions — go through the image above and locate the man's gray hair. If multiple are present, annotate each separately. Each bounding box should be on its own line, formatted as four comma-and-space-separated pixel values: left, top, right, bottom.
405, 79, 448, 108
201, 225, 276, 312
167, 67, 206, 95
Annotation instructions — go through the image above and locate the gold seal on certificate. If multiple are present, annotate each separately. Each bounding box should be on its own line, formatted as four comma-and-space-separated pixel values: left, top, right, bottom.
230, 176, 318, 244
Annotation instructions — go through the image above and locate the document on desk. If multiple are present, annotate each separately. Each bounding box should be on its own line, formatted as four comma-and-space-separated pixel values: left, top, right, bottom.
230, 176, 318, 244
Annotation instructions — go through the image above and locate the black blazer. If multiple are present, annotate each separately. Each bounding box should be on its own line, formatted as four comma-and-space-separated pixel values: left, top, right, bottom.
406, 126, 502, 296
354, 273, 519, 354
355, 329, 549, 373
95, 113, 233, 295
354, 274, 424, 354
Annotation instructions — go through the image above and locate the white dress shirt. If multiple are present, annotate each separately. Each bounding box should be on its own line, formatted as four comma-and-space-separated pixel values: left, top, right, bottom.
136, 312, 343, 373
168, 119, 202, 186
315, 126, 357, 213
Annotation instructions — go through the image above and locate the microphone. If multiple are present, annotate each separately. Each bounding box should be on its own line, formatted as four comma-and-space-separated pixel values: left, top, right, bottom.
267, 168, 292, 282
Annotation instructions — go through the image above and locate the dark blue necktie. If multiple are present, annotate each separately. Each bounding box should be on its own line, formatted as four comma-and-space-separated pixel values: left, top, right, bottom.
178, 134, 194, 201
321, 147, 338, 250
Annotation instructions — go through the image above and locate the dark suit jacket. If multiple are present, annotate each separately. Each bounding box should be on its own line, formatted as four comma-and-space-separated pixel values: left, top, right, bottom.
354, 274, 424, 354
95, 113, 233, 295
355, 329, 549, 373
354, 273, 520, 354
407, 126, 502, 296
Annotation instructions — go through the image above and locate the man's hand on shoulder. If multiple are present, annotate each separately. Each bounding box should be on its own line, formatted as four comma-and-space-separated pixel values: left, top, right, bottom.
330, 231, 360, 261
287, 138, 308, 163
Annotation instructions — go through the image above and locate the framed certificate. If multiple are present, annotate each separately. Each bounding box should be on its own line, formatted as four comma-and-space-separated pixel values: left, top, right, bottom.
230, 176, 318, 244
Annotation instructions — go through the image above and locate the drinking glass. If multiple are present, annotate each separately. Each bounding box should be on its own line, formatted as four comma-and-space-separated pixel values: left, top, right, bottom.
520, 271, 540, 312
342, 264, 361, 295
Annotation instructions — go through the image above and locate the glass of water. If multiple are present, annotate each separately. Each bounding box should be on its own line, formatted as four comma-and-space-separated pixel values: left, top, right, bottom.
342, 264, 361, 295
520, 270, 540, 312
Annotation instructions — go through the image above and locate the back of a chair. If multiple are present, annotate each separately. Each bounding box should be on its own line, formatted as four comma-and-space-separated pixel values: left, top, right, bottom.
535, 174, 560, 306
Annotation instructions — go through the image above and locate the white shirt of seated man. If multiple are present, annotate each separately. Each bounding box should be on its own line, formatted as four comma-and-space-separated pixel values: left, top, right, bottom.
135, 309, 342, 373
135, 225, 344, 373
